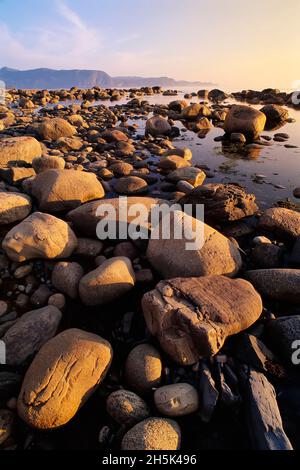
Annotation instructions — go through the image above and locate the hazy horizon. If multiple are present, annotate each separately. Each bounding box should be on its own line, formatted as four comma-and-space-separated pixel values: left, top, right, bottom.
0, 0, 299, 90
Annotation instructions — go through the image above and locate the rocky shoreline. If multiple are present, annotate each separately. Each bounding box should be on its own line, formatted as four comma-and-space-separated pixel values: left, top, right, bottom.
0, 86, 300, 451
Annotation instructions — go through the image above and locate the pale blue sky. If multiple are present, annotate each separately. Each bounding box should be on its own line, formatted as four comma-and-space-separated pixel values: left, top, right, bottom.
0, 0, 299, 89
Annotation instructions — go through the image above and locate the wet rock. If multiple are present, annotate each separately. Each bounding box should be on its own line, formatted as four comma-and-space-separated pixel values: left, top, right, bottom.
0, 136, 42, 167
168, 100, 188, 113
224, 105, 266, 140
180, 183, 258, 224
260, 104, 289, 126
37, 118, 76, 141
181, 104, 211, 120
154, 383, 199, 417
162, 147, 192, 161
31, 169, 105, 212
230, 132, 246, 143
147, 210, 242, 279
114, 176, 148, 195
106, 390, 149, 426
158, 155, 191, 171
32, 155, 65, 173
0, 192, 32, 225
293, 187, 300, 199
121, 418, 181, 450
246, 269, 300, 303
145, 116, 171, 137
2, 212, 77, 262
167, 167, 206, 187
17, 329, 113, 430
79, 257, 135, 306
2, 306, 62, 365
258, 207, 300, 238
124, 344, 162, 394
142, 276, 263, 365
208, 89, 228, 102
52, 261, 84, 299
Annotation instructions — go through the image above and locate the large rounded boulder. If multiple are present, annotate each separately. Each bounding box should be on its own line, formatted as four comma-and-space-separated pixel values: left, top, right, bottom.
224, 105, 266, 140
2, 212, 77, 262
142, 276, 263, 365
31, 169, 105, 212
17, 329, 113, 430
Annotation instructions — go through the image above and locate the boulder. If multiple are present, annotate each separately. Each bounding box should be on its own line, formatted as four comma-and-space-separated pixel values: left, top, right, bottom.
179, 183, 258, 224
260, 104, 289, 125
158, 156, 191, 171
100, 129, 128, 143
181, 104, 211, 120
66, 197, 160, 238
167, 167, 206, 187
0, 167, 36, 184
258, 208, 300, 238
32, 155, 65, 173
154, 384, 199, 417
31, 169, 105, 212
17, 329, 113, 429
114, 176, 148, 195
142, 276, 263, 365
147, 210, 242, 279
246, 269, 300, 303
106, 390, 149, 426
2, 306, 62, 366
52, 261, 84, 299
0, 136, 42, 167
79, 257, 135, 306
37, 118, 76, 141
124, 344, 162, 394
224, 105, 266, 140
145, 116, 172, 137
162, 147, 192, 161
267, 316, 300, 364
2, 212, 77, 262
0, 192, 32, 225
121, 418, 181, 450
208, 89, 228, 102
168, 100, 188, 113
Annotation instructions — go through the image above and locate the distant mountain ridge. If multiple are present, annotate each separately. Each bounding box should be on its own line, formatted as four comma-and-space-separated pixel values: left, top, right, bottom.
0, 67, 214, 90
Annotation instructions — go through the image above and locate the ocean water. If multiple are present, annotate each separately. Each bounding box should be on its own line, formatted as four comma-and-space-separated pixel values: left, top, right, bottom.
38, 88, 300, 209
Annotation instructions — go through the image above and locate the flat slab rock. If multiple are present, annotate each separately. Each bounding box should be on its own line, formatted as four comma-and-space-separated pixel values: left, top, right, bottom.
142, 276, 263, 365
242, 366, 292, 450
180, 183, 258, 224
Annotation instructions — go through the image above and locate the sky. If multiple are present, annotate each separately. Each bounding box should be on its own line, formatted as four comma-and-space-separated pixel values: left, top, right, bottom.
0, 0, 299, 90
